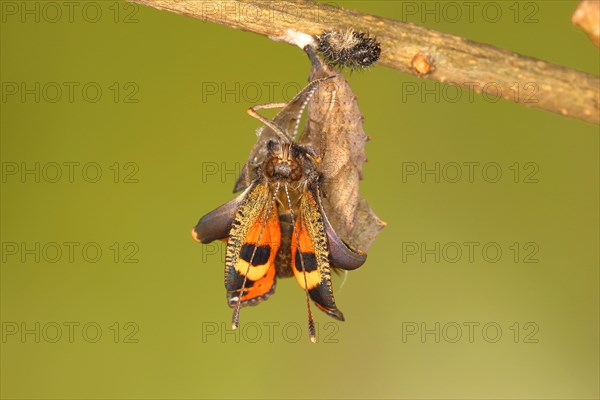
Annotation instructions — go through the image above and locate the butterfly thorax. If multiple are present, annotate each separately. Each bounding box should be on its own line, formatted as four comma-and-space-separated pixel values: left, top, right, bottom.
260, 141, 310, 278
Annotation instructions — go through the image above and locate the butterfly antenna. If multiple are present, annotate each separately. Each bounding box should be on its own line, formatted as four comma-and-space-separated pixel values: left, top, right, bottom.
231, 182, 281, 330
247, 107, 292, 144
284, 183, 316, 343
291, 86, 318, 141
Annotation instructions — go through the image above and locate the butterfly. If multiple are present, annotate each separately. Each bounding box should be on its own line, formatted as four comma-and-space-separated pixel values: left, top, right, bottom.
192, 77, 366, 342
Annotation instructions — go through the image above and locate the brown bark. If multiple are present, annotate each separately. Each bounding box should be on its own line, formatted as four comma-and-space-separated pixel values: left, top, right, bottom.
130, 0, 600, 124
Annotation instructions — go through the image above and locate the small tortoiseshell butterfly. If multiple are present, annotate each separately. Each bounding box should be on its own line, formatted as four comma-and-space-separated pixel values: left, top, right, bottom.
192, 77, 366, 342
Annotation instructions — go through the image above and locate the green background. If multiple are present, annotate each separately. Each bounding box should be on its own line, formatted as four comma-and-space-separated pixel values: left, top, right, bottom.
1, 1, 598, 398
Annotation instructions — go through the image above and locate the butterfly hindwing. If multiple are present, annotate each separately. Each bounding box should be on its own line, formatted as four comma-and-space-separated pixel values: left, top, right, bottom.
192, 185, 252, 244
291, 185, 344, 321
320, 199, 367, 270
225, 182, 281, 307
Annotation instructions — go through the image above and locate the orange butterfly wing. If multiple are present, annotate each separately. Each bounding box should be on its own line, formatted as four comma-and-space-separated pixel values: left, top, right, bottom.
290, 187, 344, 321
224, 182, 281, 307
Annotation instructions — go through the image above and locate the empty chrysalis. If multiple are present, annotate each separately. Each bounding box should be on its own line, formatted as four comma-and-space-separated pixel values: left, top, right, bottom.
316, 29, 381, 70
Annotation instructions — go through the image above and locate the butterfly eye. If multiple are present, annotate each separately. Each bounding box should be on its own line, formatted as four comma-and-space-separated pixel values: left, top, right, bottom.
290, 160, 303, 181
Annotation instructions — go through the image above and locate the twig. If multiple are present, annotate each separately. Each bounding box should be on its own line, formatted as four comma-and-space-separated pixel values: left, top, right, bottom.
572, 0, 600, 47
130, 0, 600, 125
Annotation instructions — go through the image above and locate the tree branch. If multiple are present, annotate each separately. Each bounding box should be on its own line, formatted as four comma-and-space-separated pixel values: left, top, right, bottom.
131, 0, 600, 125
572, 0, 600, 47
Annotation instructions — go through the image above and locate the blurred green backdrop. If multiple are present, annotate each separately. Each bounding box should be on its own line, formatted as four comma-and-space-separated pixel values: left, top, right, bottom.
1, 1, 598, 399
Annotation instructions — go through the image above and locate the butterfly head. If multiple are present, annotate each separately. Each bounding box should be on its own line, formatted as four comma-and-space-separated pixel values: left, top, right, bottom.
264, 140, 303, 182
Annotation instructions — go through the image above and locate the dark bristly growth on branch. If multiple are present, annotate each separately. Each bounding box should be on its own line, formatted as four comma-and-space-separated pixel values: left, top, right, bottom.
316, 30, 381, 70
131, 0, 599, 125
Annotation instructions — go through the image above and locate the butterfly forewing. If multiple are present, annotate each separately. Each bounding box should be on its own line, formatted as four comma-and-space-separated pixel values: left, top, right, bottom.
291, 186, 344, 321
225, 182, 281, 306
